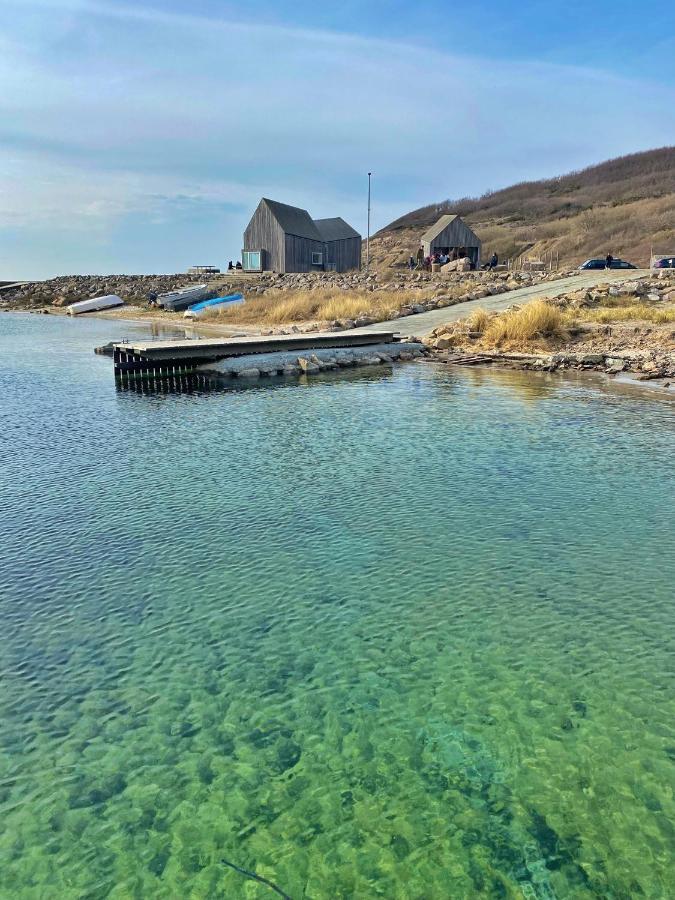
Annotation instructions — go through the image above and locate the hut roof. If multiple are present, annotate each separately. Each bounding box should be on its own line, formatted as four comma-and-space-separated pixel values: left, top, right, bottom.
262, 198, 322, 240
421, 214, 480, 246
313, 217, 361, 242
421, 214, 458, 243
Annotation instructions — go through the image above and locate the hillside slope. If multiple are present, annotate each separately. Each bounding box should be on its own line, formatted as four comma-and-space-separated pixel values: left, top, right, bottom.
370, 147, 675, 270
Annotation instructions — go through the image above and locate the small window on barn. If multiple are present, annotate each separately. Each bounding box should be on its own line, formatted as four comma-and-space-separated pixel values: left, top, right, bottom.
312, 252, 323, 266
242, 250, 262, 271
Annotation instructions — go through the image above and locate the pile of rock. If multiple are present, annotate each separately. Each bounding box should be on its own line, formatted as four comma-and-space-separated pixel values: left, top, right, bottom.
546, 350, 674, 378
549, 275, 675, 309
0, 273, 211, 309
199, 342, 428, 380
1, 266, 572, 311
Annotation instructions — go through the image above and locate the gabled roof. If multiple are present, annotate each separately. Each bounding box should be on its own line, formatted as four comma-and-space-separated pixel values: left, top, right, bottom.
313, 217, 361, 242
421, 214, 460, 243
262, 198, 322, 240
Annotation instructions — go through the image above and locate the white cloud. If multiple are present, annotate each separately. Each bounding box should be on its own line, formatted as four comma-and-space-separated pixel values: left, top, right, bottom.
1, 0, 674, 277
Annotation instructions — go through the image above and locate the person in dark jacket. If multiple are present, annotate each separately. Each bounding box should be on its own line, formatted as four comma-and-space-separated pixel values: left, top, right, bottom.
488, 252, 498, 270
605, 253, 614, 269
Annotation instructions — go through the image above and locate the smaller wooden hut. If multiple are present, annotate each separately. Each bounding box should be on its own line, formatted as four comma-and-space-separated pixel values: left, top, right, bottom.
421, 215, 481, 267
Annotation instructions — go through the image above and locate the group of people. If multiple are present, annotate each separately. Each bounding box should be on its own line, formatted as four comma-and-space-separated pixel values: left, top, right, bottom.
408, 246, 493, 272
227, 260, 243, 271
408, 247, 476, 272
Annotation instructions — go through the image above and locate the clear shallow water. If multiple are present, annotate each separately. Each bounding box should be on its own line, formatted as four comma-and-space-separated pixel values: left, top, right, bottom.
1, 313, 674, 899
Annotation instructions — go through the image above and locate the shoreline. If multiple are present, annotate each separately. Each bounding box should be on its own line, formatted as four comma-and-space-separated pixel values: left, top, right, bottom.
2, 305, 259, 338
435, 350, 675, 394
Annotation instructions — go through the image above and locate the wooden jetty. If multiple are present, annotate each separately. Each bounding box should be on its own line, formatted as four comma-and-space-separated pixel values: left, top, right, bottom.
112, 331, 398, 381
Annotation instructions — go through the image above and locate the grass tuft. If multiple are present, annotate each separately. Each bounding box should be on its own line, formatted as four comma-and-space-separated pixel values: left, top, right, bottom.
478, 300, 568, 349
569, 303, 675, 324
466, 307, 492, 334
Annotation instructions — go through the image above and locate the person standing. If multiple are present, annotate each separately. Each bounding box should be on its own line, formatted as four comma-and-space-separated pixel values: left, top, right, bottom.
605, 253, 614, 269
416, 246, 424, 269
488, 252, 498, 271
408, 254, 415, 270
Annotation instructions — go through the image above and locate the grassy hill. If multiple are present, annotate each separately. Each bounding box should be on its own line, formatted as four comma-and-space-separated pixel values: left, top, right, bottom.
370, 147, 675, 270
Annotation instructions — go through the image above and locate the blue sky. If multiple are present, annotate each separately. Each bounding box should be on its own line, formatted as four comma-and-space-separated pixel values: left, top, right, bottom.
1, 0, 674, 278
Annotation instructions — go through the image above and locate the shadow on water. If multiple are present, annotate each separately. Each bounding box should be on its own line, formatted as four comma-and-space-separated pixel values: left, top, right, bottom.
443, 361, 675, 411
456, 365, 557, 404
115, 365, 396, 397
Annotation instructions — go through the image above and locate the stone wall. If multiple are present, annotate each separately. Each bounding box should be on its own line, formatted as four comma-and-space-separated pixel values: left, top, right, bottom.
198, 342, 427, 380
1, 267, 573, 310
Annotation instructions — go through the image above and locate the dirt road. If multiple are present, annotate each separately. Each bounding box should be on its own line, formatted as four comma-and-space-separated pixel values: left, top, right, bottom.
355, 270, 651, 338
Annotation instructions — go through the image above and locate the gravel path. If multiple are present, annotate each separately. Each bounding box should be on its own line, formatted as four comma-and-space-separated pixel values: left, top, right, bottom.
354, 270, 651, 338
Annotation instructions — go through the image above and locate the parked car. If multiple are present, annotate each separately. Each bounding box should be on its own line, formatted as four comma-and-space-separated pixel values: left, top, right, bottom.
579, 258, 637, 270
652, 256, 675, 269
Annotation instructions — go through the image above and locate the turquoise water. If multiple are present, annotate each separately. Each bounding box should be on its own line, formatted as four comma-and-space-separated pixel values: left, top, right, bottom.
1, 313, 674, 899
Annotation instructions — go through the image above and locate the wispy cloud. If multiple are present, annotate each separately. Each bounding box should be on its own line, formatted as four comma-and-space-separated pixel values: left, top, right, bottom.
1, 0, 674, 277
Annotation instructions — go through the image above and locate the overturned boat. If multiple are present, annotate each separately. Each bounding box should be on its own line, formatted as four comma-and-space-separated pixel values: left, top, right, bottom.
184, 293, 245, 318
158, 284, 212, 312
67, 294, 124, 315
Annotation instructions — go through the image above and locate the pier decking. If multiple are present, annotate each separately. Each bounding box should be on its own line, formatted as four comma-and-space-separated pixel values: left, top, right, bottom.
112, 330, 399, 380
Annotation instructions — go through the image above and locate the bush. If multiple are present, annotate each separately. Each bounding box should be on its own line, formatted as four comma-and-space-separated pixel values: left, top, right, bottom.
479, 301, 568, 349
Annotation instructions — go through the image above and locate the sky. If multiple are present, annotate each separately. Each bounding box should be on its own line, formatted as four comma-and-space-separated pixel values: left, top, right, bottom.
1, 0, 674, 279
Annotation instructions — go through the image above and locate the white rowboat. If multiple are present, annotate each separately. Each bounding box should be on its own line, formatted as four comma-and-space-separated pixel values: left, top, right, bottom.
67, 294, 124, 315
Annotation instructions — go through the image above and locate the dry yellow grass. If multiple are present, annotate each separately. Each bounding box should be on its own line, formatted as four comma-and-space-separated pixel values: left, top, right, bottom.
466, 307, 492, 334
454, 298, 675, 353
369, 148, 675, 272
569, 303, 675, 324
477, 300, 568, 350
201, 287, 437, 325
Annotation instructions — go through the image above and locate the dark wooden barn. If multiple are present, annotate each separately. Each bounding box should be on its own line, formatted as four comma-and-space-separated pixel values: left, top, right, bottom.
242, 199, 362, 273
421, 215, 482, 267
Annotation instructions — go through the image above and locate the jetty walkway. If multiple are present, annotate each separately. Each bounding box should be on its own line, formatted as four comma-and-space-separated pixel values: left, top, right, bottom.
112, 330, 404, 381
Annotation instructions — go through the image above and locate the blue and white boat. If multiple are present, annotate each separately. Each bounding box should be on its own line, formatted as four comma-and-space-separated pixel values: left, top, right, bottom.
184, 293, 245, 318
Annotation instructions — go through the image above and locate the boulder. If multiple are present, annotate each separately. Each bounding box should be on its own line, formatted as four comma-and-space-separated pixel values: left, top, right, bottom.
297, 357, 319, 374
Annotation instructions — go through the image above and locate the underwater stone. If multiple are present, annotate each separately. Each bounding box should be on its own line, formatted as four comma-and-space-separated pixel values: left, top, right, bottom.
390, 834, 411, 860
274, 739, 302, 774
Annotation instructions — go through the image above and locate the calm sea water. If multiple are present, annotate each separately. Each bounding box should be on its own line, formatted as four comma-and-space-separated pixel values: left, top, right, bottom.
1, 313, 674, 900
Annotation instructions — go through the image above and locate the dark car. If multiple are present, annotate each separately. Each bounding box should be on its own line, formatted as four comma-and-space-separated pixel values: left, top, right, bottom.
579, 258, 637, 270
653, 256, 675, 269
